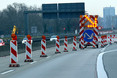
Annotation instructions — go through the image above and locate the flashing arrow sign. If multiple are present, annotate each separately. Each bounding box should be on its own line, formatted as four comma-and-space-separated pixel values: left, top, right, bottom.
84, 15, 98, 27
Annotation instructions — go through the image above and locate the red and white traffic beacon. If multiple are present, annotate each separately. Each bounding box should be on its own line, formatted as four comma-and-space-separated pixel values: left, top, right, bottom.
64, 36, 68, 52
55, 36, 61, 54
9, 34, 20, 67
72, 36, 77, 51
24, 35, 33, 62
40, 35, 47, 57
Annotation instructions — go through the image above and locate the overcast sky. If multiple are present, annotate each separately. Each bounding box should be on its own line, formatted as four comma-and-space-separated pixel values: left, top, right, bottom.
0, 0, 117, 17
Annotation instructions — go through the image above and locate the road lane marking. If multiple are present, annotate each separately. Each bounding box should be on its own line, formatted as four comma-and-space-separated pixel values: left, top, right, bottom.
30, 61, 37, 64
97, 45, 117, 78
97, 52, 108, 78
97, 44, 109, 78
100, 44, 109, 52
1, 70, 14, 75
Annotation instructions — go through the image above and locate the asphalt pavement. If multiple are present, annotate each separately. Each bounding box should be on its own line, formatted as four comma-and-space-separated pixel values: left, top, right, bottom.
103, 43, 117, 78
2, 42, 117, 78
0, 43, 102, 78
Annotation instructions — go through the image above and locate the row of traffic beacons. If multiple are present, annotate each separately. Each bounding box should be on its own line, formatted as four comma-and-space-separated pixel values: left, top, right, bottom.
100, 35, 115, 47
9, 34, 77, 67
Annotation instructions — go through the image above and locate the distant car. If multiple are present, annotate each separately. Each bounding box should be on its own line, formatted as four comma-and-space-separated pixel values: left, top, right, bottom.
50, 35, 57, 41
0, 39, 5, 46
22, 37, 33, 44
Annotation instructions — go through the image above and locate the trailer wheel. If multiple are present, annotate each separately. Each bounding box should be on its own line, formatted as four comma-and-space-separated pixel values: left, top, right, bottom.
79, 44, 81, 48
96, 44, 98, 48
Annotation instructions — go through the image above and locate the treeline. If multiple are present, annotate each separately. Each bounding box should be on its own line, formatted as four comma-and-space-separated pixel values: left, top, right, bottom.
0, 3, 79, 36
0, 3, 42, 35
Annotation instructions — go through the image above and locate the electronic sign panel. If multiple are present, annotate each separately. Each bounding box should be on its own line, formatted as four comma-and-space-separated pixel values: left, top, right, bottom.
42, 3, 85, 19
58, 3, 85, 18
42, 4, 57, 19
58, 3, 85, 12
43, 13, 58, 19
42, 4, 57, 11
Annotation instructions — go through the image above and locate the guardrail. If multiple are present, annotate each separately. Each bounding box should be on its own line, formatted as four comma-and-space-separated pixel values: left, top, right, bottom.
0, 37, 74, 57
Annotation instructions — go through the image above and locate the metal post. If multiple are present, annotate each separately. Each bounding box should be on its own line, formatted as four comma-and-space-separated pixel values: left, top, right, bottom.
24, 13, 29, 35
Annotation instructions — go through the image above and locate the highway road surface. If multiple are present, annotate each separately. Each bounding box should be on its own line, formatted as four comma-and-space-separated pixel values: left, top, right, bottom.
0, 43, 117, 78
102, 43, 117, 78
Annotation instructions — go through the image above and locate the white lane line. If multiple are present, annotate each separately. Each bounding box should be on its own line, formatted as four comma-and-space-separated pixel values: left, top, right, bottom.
100, 44, 109, 52
103, 49, 117, 53
30, 61, 37, 64
97, 44, 109, 78
1, 70, 14, 75
97, 52, 108, 78
97, 44, 117, 78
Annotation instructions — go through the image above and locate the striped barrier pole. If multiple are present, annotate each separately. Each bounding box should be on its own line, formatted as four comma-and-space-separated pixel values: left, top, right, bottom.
79, 15, 85, 49
101, 39, 104, 47
64, 36, 68, 52
104, 40, 107, 45
90, 41, 96, 48
80, 37, 85, 49
9, 34, 20, 67
24, 35, 33, 62
55, 36, 61, 54
40, 35, 47, 57
90, 15, 98, 48
72, 36, 77, 51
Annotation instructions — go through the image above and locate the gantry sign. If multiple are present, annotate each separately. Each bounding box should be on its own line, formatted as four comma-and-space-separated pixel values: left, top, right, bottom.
24, 3, 85, 35
79, 15, 98, 49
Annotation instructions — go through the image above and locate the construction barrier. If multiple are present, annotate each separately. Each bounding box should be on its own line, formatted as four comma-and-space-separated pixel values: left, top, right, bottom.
79, 15, 98, 48
24, 35, 33, 62
101, 39, 104, 47
100, 35, 115, 47
101, 35, 106, 47
72, 36, 77, 51
55, 36, 61, 54
9, 34, 20, 67
40, 35, 47, 57
79, 16, 85, 49
64, 36, 68, 52
113, 35, 115, 43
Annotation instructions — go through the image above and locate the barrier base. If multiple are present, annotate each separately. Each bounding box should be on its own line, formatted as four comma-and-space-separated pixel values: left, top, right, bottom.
40, 55, 47, 57
101, 46, 103, 47
9, 64, 20, 67
64, 50, 68, 52
72, 49, 77, 51
24, 59, 33, 62
55, 52, 61, 54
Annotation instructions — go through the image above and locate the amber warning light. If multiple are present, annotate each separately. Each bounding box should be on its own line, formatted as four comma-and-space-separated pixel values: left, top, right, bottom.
87, 25, 97, 28
84, 15, 98, 28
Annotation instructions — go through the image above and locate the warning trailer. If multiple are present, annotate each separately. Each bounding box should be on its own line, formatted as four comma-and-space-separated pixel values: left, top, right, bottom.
79, 15, 99, 49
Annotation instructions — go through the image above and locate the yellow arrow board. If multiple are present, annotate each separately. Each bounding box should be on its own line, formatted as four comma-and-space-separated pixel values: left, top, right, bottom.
84, 15, 97, 28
